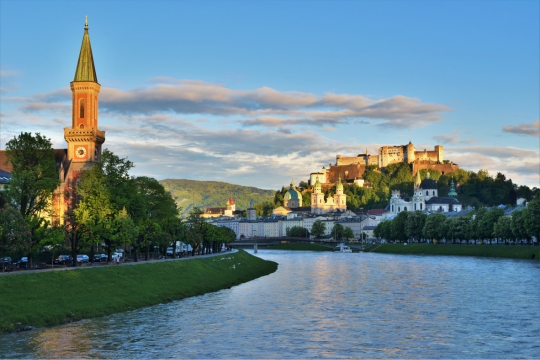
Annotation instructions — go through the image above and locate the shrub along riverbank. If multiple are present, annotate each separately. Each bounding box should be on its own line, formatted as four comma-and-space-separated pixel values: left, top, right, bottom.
0, 250, 277, 334
366, 244, 539, 260
268, 243, 333, 251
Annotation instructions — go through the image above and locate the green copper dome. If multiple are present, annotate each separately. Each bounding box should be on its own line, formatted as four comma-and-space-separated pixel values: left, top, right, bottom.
448, 178, 458, 198
315, 175, 321, 187
284, 189, 301, 200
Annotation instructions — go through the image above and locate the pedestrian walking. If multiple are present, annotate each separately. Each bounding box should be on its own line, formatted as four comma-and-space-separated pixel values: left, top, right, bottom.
116, 254, 120, 265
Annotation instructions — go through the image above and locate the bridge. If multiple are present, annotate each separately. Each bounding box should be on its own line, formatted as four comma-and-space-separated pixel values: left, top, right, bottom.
231, 238, 367, 252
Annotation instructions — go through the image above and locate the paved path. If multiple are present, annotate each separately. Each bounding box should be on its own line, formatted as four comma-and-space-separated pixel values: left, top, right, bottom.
0, 249, 239, 276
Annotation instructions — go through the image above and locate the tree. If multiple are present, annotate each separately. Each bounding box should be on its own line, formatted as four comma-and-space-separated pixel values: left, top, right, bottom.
467, 207, 487, 241
438, 217, 452, 243
493, 216, 513, 244
391, 211, 409, 242
0, 203, 32, 272
406, 211, 427, 242
331, 223, 344, 241
477, 208, 505, 244
423, 213, 447, 243
524, 192, 540, 243
451, 216, 471, 243
134, 177, 179, 220
311, 220, 326, 238
161, 216, 184, 257
3, 133, 61, 267
511, 209, 529, 243
288, 226, 309, 238
342, 227, 354, 241
3, 133, 60, 218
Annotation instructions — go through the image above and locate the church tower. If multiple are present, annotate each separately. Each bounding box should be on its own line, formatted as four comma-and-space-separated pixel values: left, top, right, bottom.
64, 17, 105, 166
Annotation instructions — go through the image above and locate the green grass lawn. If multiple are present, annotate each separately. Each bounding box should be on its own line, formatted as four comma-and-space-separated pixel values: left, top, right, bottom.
367, 244, 540, 260
0, 250, 277, 334
269, 243, 333, 251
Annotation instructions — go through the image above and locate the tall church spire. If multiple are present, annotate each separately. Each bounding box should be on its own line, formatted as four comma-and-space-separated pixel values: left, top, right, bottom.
74, 17, 98, 83
415, 170, 422, 187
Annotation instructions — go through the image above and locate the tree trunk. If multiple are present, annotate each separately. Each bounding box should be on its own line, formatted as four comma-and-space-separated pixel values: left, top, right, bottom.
90, 245, 95, 264
134, 248, 139, 262
71, 233, 78, 267
28, 253, 33, 270
145, 246, 149, 261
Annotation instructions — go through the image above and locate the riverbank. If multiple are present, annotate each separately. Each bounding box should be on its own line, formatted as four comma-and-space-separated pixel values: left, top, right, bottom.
0, 250, 277, 334
366, 244, 540, 260
268, 243, 333, 251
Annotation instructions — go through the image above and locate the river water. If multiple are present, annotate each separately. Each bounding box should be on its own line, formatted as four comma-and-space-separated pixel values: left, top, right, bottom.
1, 250, 539, 358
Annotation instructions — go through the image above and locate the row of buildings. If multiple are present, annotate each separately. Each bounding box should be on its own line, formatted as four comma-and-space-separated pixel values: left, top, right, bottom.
205, 199, 380, 240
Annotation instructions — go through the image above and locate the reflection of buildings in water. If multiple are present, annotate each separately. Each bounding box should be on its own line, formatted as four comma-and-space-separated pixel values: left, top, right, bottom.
29, 324, 96, 358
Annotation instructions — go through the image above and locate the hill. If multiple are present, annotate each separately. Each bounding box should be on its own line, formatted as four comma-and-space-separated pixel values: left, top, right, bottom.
159, 179, 276, 215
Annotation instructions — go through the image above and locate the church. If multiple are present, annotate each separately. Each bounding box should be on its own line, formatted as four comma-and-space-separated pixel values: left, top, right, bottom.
386, 171, 462, 216
0, 18, 106, 224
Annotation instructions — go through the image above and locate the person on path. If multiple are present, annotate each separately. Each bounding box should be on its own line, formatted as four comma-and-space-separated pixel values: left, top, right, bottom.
116, 254, 120, 266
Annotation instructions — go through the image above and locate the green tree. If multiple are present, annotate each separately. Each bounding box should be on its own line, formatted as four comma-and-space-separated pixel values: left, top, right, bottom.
423, 213, 447, 243
311, 220, 326, 238
493, 216, 513, 244
3, 133, 61, 267
161, 216, 185, 257
451, 216, 471, 243
467, 207, 487, 241
478, 207, 505, 244
406, 211, 427, 242
524, 193, 540, 243
134, 176, 179, 220
288, 226, 309, 238
511, 209, 529, 243
342, 227, 354, 240
331, 223, 344, 241
0, 204, 32, 271
391, 211, 409, 242
3, 132, 60, 218
438, 217, 452, 243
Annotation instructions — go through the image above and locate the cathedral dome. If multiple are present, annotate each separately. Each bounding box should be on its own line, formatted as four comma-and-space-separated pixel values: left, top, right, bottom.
284, 189, 301, 200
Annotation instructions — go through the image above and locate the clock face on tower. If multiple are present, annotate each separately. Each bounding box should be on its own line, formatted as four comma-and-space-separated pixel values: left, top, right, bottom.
76, 146, 87, 158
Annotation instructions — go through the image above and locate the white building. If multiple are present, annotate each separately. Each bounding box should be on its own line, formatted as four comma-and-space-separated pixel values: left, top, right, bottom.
311, 176, 347, 214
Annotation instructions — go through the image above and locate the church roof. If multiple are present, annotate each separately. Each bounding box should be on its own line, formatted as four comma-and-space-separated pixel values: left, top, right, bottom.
420, 178, 437, 189
425, 197, 460, 205
284, 188, 302, 200
73, 19, 98, 83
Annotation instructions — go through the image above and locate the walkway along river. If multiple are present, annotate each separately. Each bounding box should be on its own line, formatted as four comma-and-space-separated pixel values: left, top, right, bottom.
1, 250, 539, 358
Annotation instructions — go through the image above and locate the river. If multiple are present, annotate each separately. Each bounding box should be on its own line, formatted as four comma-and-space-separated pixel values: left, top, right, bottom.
1, 250, 539, 358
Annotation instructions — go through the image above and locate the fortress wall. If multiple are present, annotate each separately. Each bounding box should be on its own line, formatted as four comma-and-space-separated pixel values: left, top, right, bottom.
336, 156, 363, 166
412, 162, 459, 176
414, 150, 440, 162
326, 164, 367, 184
367, 155, 378, 166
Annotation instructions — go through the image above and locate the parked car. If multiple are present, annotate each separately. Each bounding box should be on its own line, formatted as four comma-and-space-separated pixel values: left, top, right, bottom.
93, 254, 107, 262
111, 252, 123, 259
12, 257, 28, 269
54, 255, 72, 265
1, 257, 12, 265
77, 255, 90, 263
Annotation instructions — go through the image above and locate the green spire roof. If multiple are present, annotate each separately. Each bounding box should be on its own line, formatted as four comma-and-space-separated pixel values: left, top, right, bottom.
73, 21, 98, 83
315, 175, 321, 187
291, 177, 295, 187
337, 176, 343, 189
448, 178, 458, 198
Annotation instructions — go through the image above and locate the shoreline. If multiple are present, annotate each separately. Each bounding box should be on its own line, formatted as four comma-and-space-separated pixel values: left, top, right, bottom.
365, 243, 540, 260
0, 250, 278, 334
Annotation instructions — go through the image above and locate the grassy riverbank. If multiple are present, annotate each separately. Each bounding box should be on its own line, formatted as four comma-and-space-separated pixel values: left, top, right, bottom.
0, 250, 277, 334
367, 244, 540, 260
269, 243, 333, 251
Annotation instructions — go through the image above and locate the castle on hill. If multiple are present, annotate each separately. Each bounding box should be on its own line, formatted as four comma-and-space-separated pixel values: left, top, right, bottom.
201, 196, 237, 218
310, 142, 459, 189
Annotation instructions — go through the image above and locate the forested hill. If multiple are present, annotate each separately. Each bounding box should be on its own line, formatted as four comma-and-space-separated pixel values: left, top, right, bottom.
159, 179, 275, 215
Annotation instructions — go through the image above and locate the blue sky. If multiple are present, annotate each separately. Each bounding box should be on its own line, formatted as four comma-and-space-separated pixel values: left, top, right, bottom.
1, 0, 539, 189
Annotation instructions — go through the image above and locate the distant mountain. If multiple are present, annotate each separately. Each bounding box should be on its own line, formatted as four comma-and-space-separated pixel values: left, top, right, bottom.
159, 179, 276, 215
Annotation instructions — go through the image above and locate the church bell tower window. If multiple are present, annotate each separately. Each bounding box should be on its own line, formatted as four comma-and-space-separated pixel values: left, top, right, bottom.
80, 99, 85, 118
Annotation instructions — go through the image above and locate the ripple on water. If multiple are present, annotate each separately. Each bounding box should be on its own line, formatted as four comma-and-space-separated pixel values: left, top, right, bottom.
1, 250, 539, 359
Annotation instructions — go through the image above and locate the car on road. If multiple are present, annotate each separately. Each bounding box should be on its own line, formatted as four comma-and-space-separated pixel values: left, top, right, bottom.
77, 255, 90, 263
111, 252, 123, 259
54, 255, 72, 265
1, 257, 12, 265
12, 257, 28, 269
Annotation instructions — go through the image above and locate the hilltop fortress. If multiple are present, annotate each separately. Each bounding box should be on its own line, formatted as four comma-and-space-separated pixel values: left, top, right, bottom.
310, 142, 459, 189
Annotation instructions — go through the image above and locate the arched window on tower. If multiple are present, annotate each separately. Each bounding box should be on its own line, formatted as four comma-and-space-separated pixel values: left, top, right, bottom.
79, 99, 85, 118
414, 203, 417, 210
420, 203, 423, 210
392, 205, 394, 212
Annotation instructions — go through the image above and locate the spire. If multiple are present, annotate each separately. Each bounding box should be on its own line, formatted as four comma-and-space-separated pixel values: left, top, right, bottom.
415, 170, 421, 187
291, 177, 295, 188
426, 172, 431, 180
337, 176, 343, 190
315, 175, 321, 187
74, 17, 98, 83
366, 148, 368, 156
448, 178, 458, 198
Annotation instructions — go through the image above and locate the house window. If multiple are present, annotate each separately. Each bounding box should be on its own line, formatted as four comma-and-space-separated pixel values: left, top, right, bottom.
398, 207, 400, 212
426, 191, 428, 196
433, 191, 435, 195
420, 203, 423, 210
79, 99, 85, 118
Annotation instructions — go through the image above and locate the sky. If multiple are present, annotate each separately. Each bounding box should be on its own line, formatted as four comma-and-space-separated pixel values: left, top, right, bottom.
1, 0, 539, 189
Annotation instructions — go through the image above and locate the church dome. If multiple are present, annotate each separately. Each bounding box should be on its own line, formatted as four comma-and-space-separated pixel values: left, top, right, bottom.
336, 176, 343, 190
284, 189, 301, 200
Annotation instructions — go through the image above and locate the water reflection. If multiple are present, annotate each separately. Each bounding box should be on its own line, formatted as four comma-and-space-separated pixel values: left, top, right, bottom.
1, 251, 539, 358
